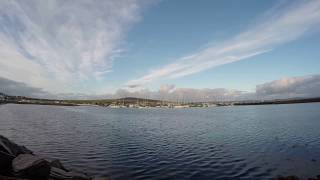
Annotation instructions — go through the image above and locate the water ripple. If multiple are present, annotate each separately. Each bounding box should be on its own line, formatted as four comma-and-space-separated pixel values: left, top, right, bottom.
1, 103, 320, 179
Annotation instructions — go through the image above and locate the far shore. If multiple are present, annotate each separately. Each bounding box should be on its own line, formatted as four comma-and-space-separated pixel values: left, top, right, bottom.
1, 96, 320, 108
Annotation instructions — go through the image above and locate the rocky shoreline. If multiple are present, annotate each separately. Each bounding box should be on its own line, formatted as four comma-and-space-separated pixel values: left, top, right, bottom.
0, 135, 107, 180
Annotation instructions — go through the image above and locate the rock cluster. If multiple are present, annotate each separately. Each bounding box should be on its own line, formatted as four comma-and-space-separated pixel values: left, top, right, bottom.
275, 175, 320, 180
0, 135, 107, 180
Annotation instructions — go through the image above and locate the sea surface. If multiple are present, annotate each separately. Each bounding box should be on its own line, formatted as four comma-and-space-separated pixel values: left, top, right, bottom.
1, 103, 320, 179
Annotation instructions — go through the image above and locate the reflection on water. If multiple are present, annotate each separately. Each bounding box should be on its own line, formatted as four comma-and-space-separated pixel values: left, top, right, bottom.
1, 103, 320, 179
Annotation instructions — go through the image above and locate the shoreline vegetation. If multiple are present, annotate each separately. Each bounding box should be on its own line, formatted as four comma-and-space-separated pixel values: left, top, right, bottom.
1, 92, 320, 108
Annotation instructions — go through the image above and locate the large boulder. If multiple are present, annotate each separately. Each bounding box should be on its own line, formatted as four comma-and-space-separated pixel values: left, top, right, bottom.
92, 177, 108, 180
0, 135, 33, 157
0, 151, 15, 174
49, 159, 68, 172
0, 135, 32, 175
0, 135, 108, 180
50, 167, 91, 180
275, 175, 300, 180
0, 175, 28, 180
12, 154, 50, 180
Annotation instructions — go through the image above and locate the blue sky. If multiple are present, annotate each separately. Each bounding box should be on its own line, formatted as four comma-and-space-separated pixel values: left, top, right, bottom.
118, 0, 320, 91
0, 0, 320, 99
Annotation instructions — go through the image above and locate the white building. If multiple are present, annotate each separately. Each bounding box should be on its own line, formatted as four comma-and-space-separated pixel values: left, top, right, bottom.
0, 94, 5, 101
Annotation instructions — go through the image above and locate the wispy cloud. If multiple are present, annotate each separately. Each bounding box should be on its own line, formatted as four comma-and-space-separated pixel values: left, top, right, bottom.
0, 0, 150, 93
126, 0, 320, 87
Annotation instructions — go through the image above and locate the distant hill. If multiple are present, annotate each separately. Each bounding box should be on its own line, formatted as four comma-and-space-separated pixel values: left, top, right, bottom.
64, 97, 166, 106
1, 91, 320, 107
118, 97, 161, 103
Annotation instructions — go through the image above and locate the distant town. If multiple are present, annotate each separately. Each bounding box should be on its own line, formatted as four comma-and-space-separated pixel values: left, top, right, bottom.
1, 92, 320, 108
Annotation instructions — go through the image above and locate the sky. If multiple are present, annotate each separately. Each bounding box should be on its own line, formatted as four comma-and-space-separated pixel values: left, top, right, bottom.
0, 0, 320, 100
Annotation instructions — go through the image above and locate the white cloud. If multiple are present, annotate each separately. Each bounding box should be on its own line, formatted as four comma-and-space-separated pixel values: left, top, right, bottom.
0, 76, 49, 97
159, 84, 176, 93
121, 74, 320, 101
0, 76, 115, 100
0, 35, 55, 90
0, 0, 149, 93
256, 74, 320, 99
126, 0, 320, 87
1, 74, 319, 101
114, 86, 252, 102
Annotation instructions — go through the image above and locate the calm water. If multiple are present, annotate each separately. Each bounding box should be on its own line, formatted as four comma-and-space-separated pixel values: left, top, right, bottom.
1, 103, 320, 179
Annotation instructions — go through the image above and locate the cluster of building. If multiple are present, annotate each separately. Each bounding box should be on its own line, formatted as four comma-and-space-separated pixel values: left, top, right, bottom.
3, 92, 312, 108
104, 99, 218, 109
0, 92, 72, 106
0, 93, 5, 102
0, 93, 33, 104
0, 93, 19, 103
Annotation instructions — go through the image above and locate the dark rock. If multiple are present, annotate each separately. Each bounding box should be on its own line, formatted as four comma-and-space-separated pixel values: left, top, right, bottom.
276, 175, 300, 180
92, 177, 108, 180
309, 175, 320, 180
12, 154, 50, 180
0, 135, 33, 157
0, 175, 28, 180
0, 151, 15, 174
308, 178, 320, 180
50, 159, 68, 172
0, 135, 108, 180
1, 135, 32, 173
50, 167, 91, 180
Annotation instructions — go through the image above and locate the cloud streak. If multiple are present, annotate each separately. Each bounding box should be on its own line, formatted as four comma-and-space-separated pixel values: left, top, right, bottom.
127, 0, 320, 87
0, 0, 149, 93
